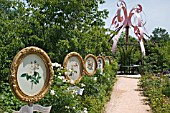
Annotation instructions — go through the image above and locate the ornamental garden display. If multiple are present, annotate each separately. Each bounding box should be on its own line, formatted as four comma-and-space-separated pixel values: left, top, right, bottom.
110, 0, 148, 56
10, 46, 54, 113
84, 54, 98, 76
105, 56, 111, 65
63, 52, 84, 84
97, 56, 105, 74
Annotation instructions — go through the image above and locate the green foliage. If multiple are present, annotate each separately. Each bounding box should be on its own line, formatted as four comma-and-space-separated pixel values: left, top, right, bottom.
140, 28, 170, 74
151, 27, 170, 42
0, 0, 111, 84
143, 40, 170, 74
0, 59, 118, 113
114, 33, 142, 66
139, 74, 170, 113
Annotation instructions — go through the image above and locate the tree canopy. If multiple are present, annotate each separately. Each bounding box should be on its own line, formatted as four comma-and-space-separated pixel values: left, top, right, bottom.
0, 0, 112, 84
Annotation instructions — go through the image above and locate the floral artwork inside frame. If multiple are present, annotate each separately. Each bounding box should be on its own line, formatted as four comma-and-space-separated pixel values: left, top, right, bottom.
17, 54, 46, 96
87, 59, 93, 70
97, 57, 104, 70
105, 57, 111, 65
66, 57, 82, 81
84, 54, 97, 75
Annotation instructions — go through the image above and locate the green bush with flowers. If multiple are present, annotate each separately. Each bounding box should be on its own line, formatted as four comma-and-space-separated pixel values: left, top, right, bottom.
0, 59, 118, 113
139, 74, 170, 113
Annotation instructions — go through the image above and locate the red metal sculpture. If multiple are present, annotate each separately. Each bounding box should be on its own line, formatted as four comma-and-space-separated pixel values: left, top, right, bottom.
110, 0, 147, 56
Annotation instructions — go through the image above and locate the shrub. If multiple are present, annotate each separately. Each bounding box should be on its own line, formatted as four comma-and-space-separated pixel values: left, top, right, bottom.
0, 59, 118, 113
139, 74, 170, 113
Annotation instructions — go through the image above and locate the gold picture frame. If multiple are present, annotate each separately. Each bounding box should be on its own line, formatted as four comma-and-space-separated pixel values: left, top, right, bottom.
105, 56, 111, 65
10, 46, 54, 103
63, 52, 84, 84
97, 56, 105, 69
84, 54, 97, 76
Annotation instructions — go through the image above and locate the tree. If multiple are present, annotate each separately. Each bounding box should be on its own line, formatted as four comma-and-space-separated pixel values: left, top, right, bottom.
0, 0, 111, 84
151, 27, 170, 43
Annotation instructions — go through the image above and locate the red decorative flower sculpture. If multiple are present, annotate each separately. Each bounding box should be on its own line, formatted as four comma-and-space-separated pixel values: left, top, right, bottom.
111, 0, 147, 56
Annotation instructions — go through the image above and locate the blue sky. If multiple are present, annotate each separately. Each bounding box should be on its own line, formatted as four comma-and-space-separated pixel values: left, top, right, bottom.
99, 0, 170, 36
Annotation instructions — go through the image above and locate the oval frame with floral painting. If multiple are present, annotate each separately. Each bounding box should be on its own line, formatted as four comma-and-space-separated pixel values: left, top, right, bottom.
105, 56, 111, 65
97, 56, 105, 72
84, 54, 98, 76
10, 46, 54, 103
63, 52, 84, 84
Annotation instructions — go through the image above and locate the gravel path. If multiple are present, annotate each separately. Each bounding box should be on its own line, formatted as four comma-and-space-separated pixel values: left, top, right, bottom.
105, 76, 151, 113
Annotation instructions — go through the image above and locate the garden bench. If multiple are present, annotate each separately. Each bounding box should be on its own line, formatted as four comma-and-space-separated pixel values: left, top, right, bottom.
120, 65, 140, 74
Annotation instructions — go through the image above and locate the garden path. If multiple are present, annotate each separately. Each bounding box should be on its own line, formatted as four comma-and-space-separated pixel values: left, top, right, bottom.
105, 76, 151, 113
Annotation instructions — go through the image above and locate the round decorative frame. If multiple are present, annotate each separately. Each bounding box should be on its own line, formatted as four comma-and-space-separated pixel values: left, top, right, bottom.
63, 52, 84, 84
105, 56, 111, 65
97, 56, 105, 70
84, 54, 98, 76
10, 46, 54, 103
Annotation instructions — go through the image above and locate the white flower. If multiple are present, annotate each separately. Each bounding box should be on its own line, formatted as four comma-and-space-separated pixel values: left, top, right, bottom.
64, 72, 68, 75
84, 108, 87, 111
70, 79, 75, 84
52, 63, 61, 68
60, 66, 64, 69
58, 76, 65, 80
65, 106, 69, 109
55, 94, 58, 98
81, 83, 86, 87
63, 79, 67, 83
83, 108, 88, 113
84, 110, 88, 113
93, 77, 97, 81
50, 90, 55, 96
66, 80, 71, 83
68, 69, 73, 72
73, 107, 76, 109
57, 68, 60, 72
59, 73, 62, 75
72, 89, 78, 95
28, 70, 34, 76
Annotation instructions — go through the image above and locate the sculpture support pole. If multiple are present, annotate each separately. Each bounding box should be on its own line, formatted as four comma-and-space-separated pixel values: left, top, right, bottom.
125, 26, 129, 51
125, 26, 129, 43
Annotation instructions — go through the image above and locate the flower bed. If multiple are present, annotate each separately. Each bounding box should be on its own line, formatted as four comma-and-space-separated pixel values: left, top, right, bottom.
0, 60, 118, 113
139, 74, 170, 113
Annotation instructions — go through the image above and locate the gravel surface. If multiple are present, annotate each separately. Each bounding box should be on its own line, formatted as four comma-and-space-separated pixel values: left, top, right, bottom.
105, 76, 151, 113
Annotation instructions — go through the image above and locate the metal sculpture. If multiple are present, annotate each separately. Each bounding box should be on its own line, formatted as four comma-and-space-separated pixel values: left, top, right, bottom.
110, 0, 147, 56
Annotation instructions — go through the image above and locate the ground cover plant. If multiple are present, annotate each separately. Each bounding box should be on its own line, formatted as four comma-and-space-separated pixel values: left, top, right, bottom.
139, 74, 170, 113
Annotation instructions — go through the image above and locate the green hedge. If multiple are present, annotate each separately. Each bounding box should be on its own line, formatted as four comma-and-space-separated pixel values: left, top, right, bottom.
139, 74, 170, 113
0, 60, 118, 113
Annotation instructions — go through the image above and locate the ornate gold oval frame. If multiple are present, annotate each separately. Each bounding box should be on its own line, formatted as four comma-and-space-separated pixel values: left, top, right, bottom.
97, 56, 105, 69
63, 52, 84, 84
105, 56, 111, 65
84, 54, 97, 76
10, 46, 54, 103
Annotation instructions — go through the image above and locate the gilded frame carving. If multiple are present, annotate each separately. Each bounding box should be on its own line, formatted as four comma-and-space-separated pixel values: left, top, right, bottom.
63, 52, 84, 84
10, 46, 54, 103
84, 54, 97, 76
